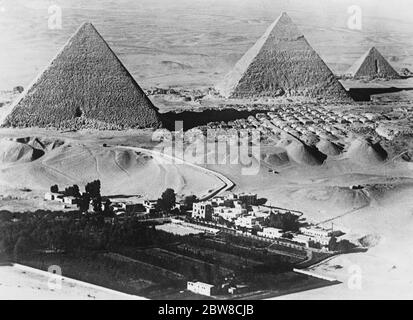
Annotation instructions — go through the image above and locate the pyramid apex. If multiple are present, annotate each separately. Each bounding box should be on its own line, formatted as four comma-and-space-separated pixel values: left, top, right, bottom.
278, 11, 292, 21
78, 22, 97, 31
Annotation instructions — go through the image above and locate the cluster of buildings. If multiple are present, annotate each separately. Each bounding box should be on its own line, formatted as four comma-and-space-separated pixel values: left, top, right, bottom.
44, 189, 158, 217
192, 192, 265, 229
191, 192, 336, 250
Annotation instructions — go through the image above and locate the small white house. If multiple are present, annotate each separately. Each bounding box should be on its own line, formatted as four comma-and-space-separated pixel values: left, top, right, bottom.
187, 281, 217, 296
143, 200, 157, 214
235, 215, 259, 229
44, 192, 55, 201
258, 227, 283, 239
44, 192, 61, 201
63, 196, 78, 205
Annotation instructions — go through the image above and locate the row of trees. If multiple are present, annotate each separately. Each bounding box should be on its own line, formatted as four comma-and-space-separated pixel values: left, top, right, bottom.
264, 211, 301, 232
0, 210, 177, 259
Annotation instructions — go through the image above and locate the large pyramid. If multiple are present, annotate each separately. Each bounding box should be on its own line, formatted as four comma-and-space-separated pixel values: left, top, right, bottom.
4, 23, 161, 129
346, 47, 401, 79
216, 12, 351, 101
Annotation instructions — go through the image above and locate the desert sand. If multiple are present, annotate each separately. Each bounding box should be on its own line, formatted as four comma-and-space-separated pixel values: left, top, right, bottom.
0, 130, 226, 210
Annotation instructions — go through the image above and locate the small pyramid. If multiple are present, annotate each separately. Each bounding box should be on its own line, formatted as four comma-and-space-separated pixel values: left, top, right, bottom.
4, 23, 161, 129
347, 47, 401, 79
216, 12, 351, 101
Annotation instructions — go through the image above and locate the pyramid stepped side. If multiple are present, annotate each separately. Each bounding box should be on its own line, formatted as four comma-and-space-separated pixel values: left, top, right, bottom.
216, 15, 282, 98
347, 47, 401, 79
216, 13, 351, 102
4, 23, 161, 129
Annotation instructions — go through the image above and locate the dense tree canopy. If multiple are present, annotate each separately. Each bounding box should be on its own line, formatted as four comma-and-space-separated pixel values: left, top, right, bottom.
265, 212, 301, 232
156, 188, 176, 213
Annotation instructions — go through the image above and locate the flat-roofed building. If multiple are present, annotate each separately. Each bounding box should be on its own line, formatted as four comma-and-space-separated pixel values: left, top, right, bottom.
192, 202, 213, 221
63, 196, 79, 205
143, 200, 157, 214
235, 215, 259, 229
214, 207, 246, 221
292, 234, 311, 247
300, 226, 332, 238
258, 227, 283, 239
187, 281, 217, 296
121, 203, 145, 214
44, 192, 61, 201
238, 193, 258, 206
300, 226, 333, 246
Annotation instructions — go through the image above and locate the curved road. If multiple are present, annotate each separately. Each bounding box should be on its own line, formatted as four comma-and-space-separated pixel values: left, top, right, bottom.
117, 145, 235, 201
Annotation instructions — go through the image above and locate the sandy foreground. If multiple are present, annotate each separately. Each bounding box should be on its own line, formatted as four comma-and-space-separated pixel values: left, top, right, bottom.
0, 264, 145, 300
272, 186, 413, 300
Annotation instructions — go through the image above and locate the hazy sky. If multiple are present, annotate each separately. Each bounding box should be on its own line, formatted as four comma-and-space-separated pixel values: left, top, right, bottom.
1, 0, 413, 90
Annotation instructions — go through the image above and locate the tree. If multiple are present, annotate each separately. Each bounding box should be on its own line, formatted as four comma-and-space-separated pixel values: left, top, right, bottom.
157, 188, 176, 213
328, 236, 338, 251
329, 237, 356, 252
78, 193, 90, 212
103, 199, 113, 216
266, 212, 300, 232
50, 185, 59, 193
183, 195, 197, 210
65, 185, 81, 198
92, 196, 102, 213
85, 180, 101, 198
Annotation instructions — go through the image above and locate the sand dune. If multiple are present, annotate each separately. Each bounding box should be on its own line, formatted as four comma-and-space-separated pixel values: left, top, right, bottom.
281, 140, 327, 166
346, 138, 388, 163
262, 151, 290, 167
316, 139, 344, 156
0, 138, 44, 164
0, 137, 224, 199
301, 186, 371, 210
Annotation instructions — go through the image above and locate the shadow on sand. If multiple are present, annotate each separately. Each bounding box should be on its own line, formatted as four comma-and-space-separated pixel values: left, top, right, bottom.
348, 87, 413, 101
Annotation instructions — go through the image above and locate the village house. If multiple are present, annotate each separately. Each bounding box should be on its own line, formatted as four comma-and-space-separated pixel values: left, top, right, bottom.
237, 193, 258, 206
187, 281, 217, 297
63, 196, 79, 205
44, 192, 62, 201
300, 226, 333, 246
143, 199, 157, 214
292, 234, 311, 247
214, 207, 246, 221
120, 202, 146, 214
258, 227, 283, 239
234, 215, 260, 229
192, 202, 213, 220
